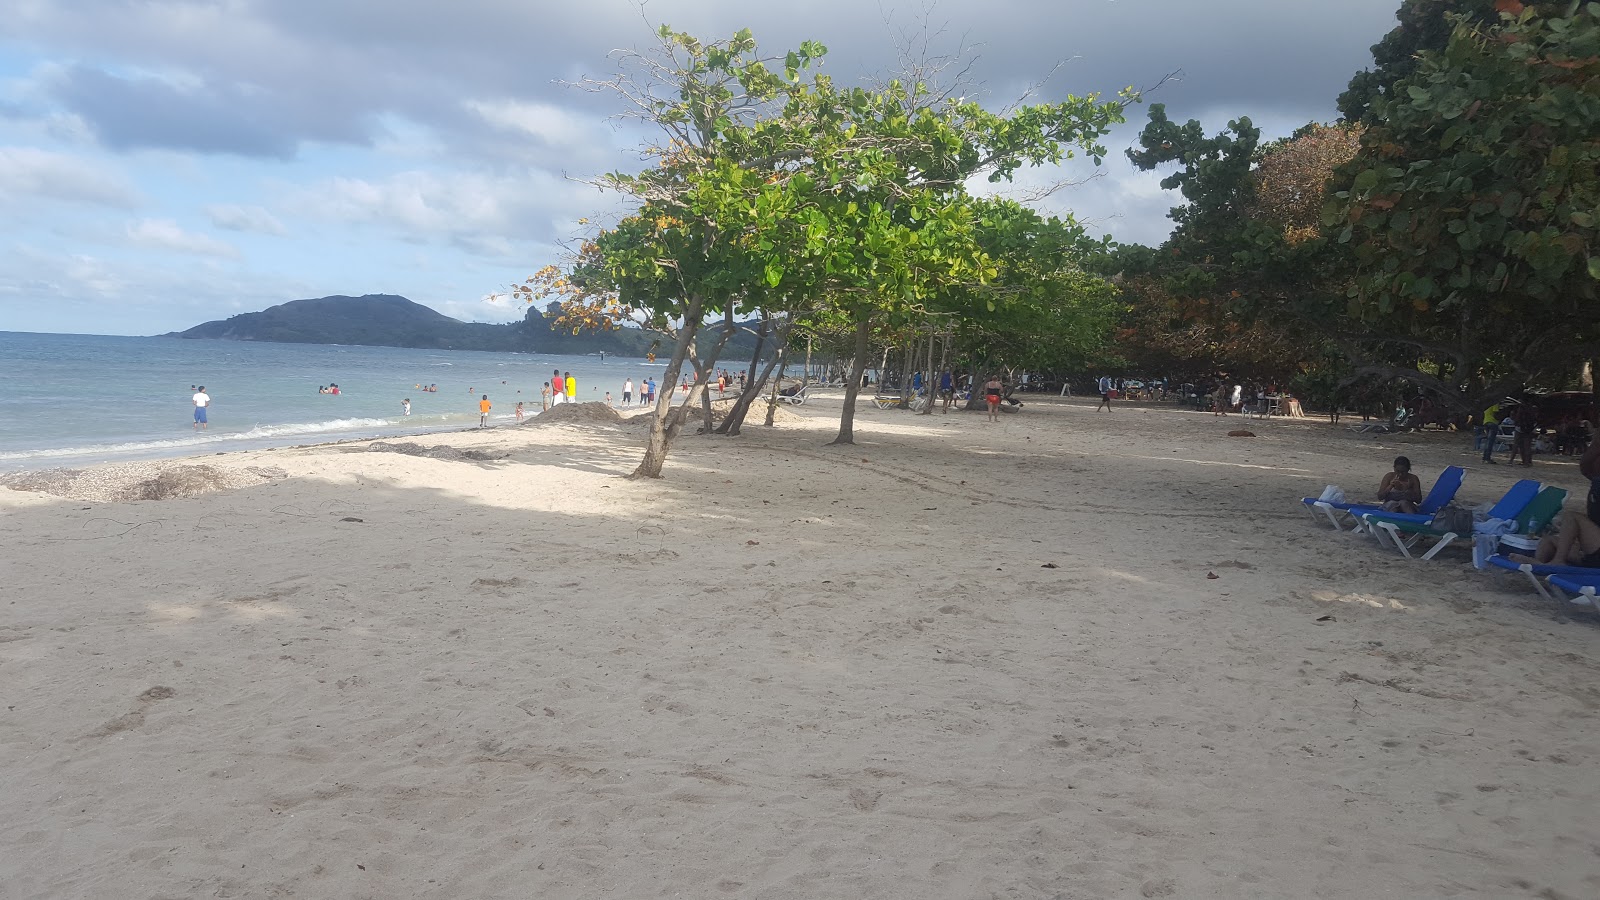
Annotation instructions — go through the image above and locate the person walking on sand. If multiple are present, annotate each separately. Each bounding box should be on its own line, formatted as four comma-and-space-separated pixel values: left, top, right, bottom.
1511, 399, 1538, 467
403, 398, 411, 416
192, 385, 211, 430
479, 394, 492, 427
1097, 375, 1113, 411
985, 375, 1004, 422
623, 378, 633, 405
564, 372, 576, 404
646, 378, 657, 405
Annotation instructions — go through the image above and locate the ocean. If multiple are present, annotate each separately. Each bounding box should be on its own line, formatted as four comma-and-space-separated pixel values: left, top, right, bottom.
0, 332, 668, 472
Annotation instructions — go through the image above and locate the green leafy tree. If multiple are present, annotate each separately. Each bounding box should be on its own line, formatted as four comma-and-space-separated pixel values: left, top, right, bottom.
1338, 0, 1499, 123
1330, 1, 1600, 406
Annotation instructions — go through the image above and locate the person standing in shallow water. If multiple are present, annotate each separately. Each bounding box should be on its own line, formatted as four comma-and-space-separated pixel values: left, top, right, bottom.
478, 394, 491, 427
192, 385, 211, 430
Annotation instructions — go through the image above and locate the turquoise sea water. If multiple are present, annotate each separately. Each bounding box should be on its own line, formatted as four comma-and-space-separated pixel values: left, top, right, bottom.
0, 332, 664, 471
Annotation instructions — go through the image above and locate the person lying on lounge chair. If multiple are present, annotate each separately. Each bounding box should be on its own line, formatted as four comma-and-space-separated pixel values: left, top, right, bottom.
1377, 456, 1424, 514
1509, 510, 1600, 566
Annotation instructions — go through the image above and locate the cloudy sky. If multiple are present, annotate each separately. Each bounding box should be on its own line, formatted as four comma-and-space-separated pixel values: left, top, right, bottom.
0, 0, 1402, 335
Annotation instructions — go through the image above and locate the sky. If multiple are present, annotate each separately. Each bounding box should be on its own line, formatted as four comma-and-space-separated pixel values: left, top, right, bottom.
0, 0, 1405, 336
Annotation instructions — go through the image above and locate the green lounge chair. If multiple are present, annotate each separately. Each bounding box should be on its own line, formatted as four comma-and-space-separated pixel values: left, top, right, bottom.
1495, 485, 1570, 556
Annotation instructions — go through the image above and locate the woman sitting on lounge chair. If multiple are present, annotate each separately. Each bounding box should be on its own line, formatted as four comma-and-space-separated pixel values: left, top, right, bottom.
1377, 456, 1423, 514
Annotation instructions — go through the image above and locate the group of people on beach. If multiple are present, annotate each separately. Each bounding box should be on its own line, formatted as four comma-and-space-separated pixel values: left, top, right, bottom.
620, 377, 658, 407
543, 370, 577, 410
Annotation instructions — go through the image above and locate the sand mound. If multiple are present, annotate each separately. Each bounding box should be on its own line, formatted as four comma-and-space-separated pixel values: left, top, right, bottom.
3, 464, 287, 503
365, 442, 509, 461
525, 402, 623, 426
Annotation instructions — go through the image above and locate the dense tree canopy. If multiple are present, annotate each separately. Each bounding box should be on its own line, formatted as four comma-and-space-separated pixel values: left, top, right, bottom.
1331, 0, 1600, 402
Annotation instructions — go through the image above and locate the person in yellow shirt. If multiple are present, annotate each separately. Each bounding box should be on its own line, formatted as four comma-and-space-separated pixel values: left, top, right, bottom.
564, 372, 576, 403
478, 394, 491, 427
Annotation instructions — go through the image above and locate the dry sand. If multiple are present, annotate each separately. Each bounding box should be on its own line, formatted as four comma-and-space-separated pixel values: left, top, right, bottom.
1, 397, 1596, 899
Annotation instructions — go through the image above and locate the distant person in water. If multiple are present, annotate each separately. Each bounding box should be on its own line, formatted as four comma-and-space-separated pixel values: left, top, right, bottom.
192, 386, 210, 430
329, 384, 340, 395
403, 398, 411, 416
479, 394, 492, 427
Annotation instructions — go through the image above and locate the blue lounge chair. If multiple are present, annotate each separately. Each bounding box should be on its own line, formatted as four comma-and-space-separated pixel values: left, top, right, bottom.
1486, 554, 1600, 601
1302, 465, 1465, 532
1362, 479, 1540, 560
1547, 573, 1600, 609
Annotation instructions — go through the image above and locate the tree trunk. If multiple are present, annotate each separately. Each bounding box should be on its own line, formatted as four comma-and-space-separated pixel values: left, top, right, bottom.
630, 298, 702, 479
830, 311, 872, 445
899, 342, 914, 403
763, 346, 789, 426
961, 364, 985, 411
717, 316, 771, 435
722, 318, 792, 434
919, 322, 937, 415
686, 314, 738, 436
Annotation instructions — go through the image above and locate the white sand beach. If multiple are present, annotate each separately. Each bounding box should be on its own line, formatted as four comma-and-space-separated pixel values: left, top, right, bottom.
2, 396, 1596, 899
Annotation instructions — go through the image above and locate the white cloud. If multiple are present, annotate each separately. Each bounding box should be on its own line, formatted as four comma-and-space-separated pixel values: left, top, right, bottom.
465, 98, 594, 147
0, 146, 141, 208
286, 167, 594, 251
125, 218, 239, 258
206, 203, 288, 235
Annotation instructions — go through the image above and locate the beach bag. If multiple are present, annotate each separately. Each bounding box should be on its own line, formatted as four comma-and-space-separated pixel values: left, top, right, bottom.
1434, 503, 1474, 536
1318, 485, 1346, 505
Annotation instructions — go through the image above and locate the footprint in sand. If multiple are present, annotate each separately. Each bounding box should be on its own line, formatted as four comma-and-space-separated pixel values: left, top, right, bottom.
86, 685, 177, 738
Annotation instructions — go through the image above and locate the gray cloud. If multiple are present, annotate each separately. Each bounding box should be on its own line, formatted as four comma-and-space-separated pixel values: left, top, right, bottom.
8, 1, 1402, 159
48, 65, 325, 158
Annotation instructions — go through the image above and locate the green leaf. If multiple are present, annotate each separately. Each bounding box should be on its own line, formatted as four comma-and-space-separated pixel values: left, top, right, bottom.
1353, 169, 1380, 192
1588, 257, 1600, 280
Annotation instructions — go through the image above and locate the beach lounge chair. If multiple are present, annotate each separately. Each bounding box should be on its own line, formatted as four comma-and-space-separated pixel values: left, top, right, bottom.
1484, 550, 1600, 601
778, 384, 811, 406
1302, 465, 1465, 532
1361, 479, 1539, 561
1493, 486, 1568, 556
1546, 573, 1600, 609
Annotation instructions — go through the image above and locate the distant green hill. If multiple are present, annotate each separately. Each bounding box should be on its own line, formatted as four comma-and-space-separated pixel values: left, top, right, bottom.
166, 293, 695, 357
